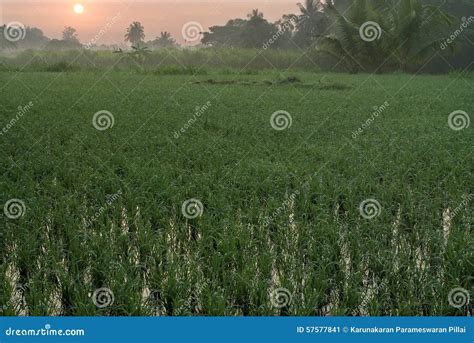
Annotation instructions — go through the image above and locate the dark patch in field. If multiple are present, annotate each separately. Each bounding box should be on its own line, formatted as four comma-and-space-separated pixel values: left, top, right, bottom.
191, 76, 352, 90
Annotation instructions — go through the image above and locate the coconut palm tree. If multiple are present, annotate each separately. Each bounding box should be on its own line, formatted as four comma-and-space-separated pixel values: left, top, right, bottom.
124, 22, 145, 47
319, 0, 455, 72
294, 0, 328, 46
150, 32, 177, 48
247, 9, 264, 20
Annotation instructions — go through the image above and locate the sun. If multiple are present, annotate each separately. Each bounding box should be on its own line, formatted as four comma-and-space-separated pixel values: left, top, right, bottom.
73, 3, 84, 14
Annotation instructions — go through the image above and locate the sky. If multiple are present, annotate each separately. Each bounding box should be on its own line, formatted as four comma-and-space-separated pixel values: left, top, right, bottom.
1, 0, 300, 45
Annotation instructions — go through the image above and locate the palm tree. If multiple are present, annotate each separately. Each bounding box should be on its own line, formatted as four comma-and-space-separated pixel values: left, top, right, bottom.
152, 32, 176, 48
124, 22, 145, 47
247, 9, 264, 21
294, 0, 328, 46
319, 0, 455, 72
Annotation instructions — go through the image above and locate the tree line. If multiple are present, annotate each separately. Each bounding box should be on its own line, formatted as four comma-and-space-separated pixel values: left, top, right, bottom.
1, 0, 473, 73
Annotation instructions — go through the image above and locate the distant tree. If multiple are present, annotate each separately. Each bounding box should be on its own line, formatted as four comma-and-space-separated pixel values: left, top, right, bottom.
62, 26, 79, 43
148, 32, 178, 49
0, 25, 17, 50
241, 9, 277, 48
202, 10, 276, 48
202, 19, 247, 47
125, 22, 145, 46
21, 27, 50, 49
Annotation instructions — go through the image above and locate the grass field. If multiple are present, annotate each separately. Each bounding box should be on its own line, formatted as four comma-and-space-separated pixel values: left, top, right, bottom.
0, 67, 473, 316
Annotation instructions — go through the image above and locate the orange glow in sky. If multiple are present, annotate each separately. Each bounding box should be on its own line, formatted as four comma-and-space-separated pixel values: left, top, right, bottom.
1, 0, 299, 45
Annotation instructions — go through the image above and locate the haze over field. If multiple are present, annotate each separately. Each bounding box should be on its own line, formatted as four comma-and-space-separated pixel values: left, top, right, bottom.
1, 0, 298, 44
